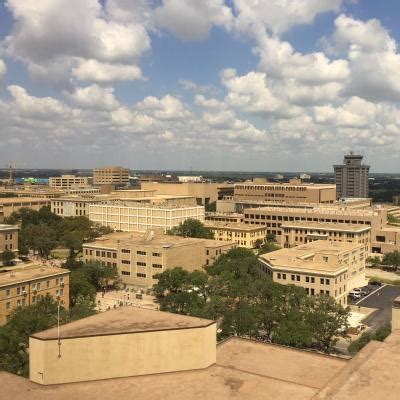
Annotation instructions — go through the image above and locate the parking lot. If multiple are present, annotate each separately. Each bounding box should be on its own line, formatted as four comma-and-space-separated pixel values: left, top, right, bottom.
349, 285, 400, 329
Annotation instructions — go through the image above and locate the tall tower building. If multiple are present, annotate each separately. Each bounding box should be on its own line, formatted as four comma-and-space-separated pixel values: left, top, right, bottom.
334, 152, 370, 199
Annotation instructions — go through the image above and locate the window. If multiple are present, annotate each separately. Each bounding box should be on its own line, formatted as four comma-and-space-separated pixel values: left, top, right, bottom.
323, 256, 328, 262
320, 278, 324, 284
306, 276, 309, 283
113, 253, 117, 259
6, 289, 10, 298
291, 275, 295, 281
121, 260, 130, 264
282, 273, 286, 280
121, 249, 130, 253
137, 262, 146, 266
296, 275, 300, 281
101, 251, 105, 257
46, 280, 50, 288
6, 302, 11, 310
56, 278, 59, 285
152, 264, 162, 269
121, 271, 130, 276
137, 273, 147, 278
96, 251, 100, 256
152, 252, 161, 257
326, 279, 330, 285
59, 289, 64, 296
107, 252, 111, 258
310, 289, 315, 295
137, 251, 146, 255
17, 287, 21, 295
277, 273, 281, 279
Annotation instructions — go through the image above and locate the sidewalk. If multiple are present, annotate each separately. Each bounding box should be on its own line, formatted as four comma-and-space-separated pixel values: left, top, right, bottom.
95, 289, 158, 312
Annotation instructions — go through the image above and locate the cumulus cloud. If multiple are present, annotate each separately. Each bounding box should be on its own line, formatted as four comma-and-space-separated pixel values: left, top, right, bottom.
233, 0, 344, 35
3, 0, 150, 83
135, 95, 190, 120
0, 59, 6, 79
154, 0, 232, 41
64, 85, 120, 111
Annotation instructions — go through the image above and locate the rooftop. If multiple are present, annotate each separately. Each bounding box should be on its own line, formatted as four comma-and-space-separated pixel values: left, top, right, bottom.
260, 241, 363, 273
83, 231, 232, 250
0, 265, 69, 287
0, 223, 18, 231
32, 307, 215, 340
0, 197, 51, 204
205, 221, 267, 231
280, 221, 371, 232
0, 337, 347, 400
90, 201, 203, 209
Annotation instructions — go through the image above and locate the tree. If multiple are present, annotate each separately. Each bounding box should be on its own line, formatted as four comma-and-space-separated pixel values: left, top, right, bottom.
382, 251, 400, 268
348, 323, 391, 354
205, 202, 216, 212
69, 270, 97, 307
168, 218, 214, 239
1, 250, 15, 266
305, 295, 350, 353
257, 242, 280, 256
266, 233, 276, 243
23, 224, 57, 258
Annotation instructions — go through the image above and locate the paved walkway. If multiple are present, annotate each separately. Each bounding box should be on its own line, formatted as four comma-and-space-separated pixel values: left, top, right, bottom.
95, 289, 158, 312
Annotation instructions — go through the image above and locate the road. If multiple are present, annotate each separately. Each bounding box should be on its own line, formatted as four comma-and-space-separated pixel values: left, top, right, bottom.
356, 285, 400, 329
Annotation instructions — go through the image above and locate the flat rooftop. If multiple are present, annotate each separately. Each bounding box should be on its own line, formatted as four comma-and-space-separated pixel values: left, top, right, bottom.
0, 197, 51, 204
83, 231, 232, 250
0, 265, 69, 287
280, 221, 371, 232
90, 201, 203, 209
31, 307, 215, 340
0, 337, 347, 400
205, 221, 266, 231
260, 241, 362, 273
0, 223, 18, 231
235, 183, 336, 189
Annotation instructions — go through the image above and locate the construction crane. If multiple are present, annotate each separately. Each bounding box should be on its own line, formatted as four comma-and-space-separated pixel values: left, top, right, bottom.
7, 162, 14, 186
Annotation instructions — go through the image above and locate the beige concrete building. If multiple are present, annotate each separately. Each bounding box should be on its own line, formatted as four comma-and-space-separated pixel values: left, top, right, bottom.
205, 212, 244, 223
204, 221, 267, 248
29, 308, 216, 385
0, 265, 70, 325
234, 178, 336, 205
259, 241, 367, 305
4, 303, 400, 399
0, 197, 51, 222
49, 175, 89, 189
93, 167, 129, 186
88, 202, 205, 233
334, 152, 370, 199
141, 181, 234, 205
0, 224, 18, 260
0, 187, 63, 198
83, 231, 234, 288
280, 221, 371, 251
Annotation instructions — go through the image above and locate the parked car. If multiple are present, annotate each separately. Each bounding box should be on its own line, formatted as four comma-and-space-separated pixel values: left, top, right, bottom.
349, 291, 362, 299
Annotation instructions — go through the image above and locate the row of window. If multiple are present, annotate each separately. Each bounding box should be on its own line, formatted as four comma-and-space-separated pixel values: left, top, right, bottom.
245, 214, 370, 225
120, 260, 163, 268
276, 273, 331, 285
90, 249, 162, 257
5, 289, 65, 311
4, 277, 65, 298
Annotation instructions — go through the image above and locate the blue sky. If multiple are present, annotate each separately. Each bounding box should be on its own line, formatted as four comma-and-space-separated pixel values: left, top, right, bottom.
0, 0, 400, 172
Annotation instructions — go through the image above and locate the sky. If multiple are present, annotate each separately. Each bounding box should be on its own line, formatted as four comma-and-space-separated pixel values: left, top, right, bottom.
0, 0, 400, 172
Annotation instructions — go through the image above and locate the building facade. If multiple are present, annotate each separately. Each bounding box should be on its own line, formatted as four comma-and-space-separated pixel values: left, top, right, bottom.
88, 203, 205, 232
259, 241, 367, 305
334, 152, 370, 198
280, 222, 371, 252
234, 179, 336, 204
93, 167, 130, 186
205, 212, 244, 223
0, 224, 18, 262
83, 231, 234, 288
0, 266, 70, 325
204, 221, 267, 248
49, 175, 89, 189
0, 198, 51, 222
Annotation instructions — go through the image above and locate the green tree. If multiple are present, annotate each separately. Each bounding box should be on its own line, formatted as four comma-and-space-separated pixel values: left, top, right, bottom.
23, 224, 57, 258
69, 270, 97, 307
266, 233, 276, 243
1, 250, 15, 266
205, 202, 216, 212
382, 251, 400, 267
168, 218, 214, 239
348, 323, 391, 354
257, 242, 280, 256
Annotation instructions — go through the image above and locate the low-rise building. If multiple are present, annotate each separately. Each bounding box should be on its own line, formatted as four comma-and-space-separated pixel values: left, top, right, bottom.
205, 212, 244, 223
0, 224, 18, 261
93, 167, 130, 186
259, 240, 367, 305
88, 202, 205, 233
0, 198, 51, 222
204, 221, 267, 248
49, 175, 89, 189
234, 178, 336, 204
280, 222, 371, 252
83, 231, 234, 288
0, 265, 70, 325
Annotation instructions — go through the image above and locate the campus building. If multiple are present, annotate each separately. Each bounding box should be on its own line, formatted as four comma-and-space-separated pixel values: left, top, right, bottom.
0, 224, 18, 261
0, 265, 70, 325
93, 167, 130, 186
140, 181, 234, 205
88, 202, 205, 233
205, 212, 244, 223
49, 175, 89, 189
334, 152, 370, 199
204, 221, 267, 248
280, 221, 371, 252
233, 178, 336, 205
4, 301, 400, 399
259, 240, 367, 305
0, 198, 51, 222
82, 231, 234, 288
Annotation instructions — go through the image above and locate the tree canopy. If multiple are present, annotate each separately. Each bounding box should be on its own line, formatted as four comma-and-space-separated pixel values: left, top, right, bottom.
153, 248, 350, 354
168, 218, 214, 239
